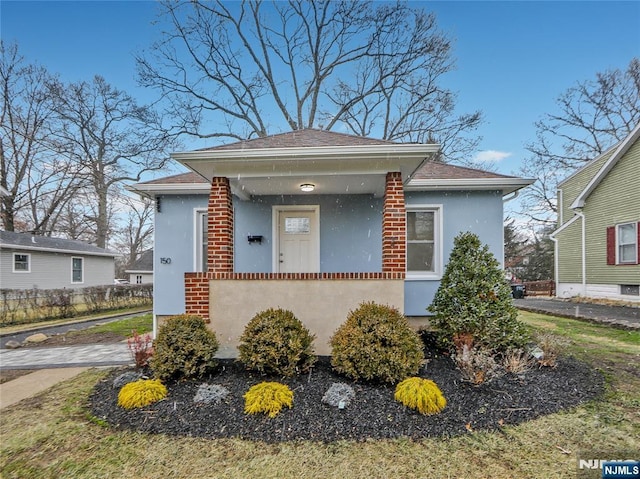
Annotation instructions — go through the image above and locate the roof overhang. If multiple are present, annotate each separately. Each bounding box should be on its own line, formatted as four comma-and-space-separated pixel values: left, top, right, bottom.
170, 144, 440, 199
405, 177, 535, 196
1, 243, 118, 257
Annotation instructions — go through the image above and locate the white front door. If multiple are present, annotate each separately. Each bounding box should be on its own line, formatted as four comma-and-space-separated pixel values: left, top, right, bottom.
274, 206, 320, 273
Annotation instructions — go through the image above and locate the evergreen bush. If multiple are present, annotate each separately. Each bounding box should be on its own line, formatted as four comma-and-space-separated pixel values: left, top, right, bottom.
150, 314, 219, 381
238, 308, 316, 377
428, 232, 529, 352
330, 301, 424, 384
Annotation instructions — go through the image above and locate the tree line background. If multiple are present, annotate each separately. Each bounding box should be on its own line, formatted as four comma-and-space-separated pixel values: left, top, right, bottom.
2, 1, 638, 279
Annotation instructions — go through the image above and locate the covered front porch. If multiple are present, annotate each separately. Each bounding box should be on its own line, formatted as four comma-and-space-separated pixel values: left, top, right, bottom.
184, 172, 409, 356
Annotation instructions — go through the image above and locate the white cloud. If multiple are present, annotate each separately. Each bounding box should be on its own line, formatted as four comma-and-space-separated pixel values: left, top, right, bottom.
473, 150, 512, 163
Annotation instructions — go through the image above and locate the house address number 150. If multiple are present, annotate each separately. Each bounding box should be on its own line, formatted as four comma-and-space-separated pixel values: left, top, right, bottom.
160, 257, 172, 264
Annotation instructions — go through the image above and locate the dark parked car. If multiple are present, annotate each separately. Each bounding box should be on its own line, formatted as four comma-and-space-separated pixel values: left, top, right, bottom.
511, 284, 526, 299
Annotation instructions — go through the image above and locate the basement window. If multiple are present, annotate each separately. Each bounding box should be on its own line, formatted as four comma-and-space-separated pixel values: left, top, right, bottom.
620, 285, 639, 296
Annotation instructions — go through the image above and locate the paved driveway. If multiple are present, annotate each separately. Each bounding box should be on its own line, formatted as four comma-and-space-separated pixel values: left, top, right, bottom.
514, 298, 639, 330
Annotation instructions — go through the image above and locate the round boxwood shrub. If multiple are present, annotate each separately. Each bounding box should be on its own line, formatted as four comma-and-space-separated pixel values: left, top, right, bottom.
330, 301, 424, 384
150, 314, 219, 381
238, 308, 316, 377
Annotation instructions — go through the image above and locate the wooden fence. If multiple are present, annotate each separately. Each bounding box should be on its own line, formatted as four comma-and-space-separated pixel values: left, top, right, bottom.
523, 280, 555, 297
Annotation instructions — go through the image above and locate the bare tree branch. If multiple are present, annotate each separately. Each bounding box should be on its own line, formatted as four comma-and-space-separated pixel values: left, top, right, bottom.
136, 0, 482, 161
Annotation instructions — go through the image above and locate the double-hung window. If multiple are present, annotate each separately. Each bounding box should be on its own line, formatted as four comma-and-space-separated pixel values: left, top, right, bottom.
618, 222, 638, 264
406, 205, 442, 279
13, 253, 30, 272
71, 257, 83, 283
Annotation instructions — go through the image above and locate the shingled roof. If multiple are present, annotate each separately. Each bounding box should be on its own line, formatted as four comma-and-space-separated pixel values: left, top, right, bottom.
126, 249, 153, 272
198, 128, 395, 151
412, 160, 518, 180
0, 230, 116, 257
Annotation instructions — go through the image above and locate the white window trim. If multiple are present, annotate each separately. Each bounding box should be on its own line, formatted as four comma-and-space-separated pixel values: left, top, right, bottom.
405, 204, 443, 280
13, 253, 31, 273
193, 208, 208, 272
616, 222, 638, 265
71, 256, 84, 284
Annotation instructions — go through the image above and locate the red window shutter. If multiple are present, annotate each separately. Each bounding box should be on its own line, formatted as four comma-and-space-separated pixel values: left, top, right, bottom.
606, 226, 616, 265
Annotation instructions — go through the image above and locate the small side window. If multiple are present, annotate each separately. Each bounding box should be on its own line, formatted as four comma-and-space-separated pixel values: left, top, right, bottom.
72, 257, 84, 283
13, 253, 30, 273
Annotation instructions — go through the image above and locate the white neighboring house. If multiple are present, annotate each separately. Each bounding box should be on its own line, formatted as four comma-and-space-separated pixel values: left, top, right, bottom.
125, 249, 153, 285
0, 186, 9, 197
0, 231, 117, 290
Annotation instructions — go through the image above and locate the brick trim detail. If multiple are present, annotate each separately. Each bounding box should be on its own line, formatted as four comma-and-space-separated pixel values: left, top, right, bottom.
382, 172, 406, 274
187, 271, 405, 281
207, 177, 234, 272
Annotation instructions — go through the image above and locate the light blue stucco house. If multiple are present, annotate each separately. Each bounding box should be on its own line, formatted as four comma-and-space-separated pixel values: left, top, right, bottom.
130, 129, 533, 356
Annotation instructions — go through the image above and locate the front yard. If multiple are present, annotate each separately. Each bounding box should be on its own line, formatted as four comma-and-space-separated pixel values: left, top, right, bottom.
0, 311, 638, 479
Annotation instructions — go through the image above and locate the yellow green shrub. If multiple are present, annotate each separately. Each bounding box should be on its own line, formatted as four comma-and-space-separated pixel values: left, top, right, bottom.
117, 379, 167, 409
394, 377, 446, 415
244, 382, 293, 418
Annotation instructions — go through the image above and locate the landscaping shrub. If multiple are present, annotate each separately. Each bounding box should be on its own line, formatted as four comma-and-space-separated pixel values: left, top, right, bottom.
394, 377, 446, 415
127, 330, 154, 369
330, 301, 424, 384
322, 383, 356, 408
193, 384, 230, 404
150, 315, 219, 381
117, 379, 167, 409
244, 382, 293, 418
428, 232, 529, 352
238, 308, 316, 377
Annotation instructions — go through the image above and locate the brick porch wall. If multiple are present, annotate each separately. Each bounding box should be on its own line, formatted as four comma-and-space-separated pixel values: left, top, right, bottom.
186, 172, 407, 320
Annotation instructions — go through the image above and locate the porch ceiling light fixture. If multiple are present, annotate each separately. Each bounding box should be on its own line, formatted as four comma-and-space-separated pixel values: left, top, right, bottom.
299, 183, 315, 192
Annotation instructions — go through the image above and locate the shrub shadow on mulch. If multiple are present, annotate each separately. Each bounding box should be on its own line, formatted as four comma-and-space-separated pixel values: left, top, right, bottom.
89, 354, 604, 443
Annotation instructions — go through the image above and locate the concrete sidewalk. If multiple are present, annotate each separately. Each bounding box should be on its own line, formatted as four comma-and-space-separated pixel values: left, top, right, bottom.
0, 367, 89, 409
0, 342, 132, 369
0, 343, 133, 410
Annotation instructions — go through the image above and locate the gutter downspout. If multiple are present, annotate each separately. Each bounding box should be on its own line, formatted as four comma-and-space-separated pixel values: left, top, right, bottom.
549, 232, 559, 296
574, 209, 587, 296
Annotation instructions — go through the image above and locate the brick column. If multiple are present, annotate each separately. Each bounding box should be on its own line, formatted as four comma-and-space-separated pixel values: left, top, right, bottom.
382, 172, 406, 274
185, 176, 233, 321
207, 177, 234, 272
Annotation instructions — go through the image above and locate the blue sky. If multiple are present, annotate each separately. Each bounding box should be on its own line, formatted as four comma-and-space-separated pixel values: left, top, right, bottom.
2, 0, 639, 178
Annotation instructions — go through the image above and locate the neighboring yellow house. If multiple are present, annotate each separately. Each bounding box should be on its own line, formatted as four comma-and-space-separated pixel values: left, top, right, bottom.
552, 123, 640, 302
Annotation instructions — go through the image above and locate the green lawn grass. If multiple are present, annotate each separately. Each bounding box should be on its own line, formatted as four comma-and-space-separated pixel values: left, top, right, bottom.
1, 311, 638, 479
78, 313, 153, 337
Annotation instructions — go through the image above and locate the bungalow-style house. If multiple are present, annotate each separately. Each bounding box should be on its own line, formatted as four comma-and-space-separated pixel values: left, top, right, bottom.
129, 129, 534, 356
125, 249, 153, 285
552, 123, 640, 302
0, 231, 117, 290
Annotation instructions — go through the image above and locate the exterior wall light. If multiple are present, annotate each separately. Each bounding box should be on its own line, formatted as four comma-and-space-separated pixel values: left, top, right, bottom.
300, 183, 315, 192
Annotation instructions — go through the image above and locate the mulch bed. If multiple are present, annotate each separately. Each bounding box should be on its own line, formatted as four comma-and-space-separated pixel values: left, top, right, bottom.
89, 354, 604, 443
